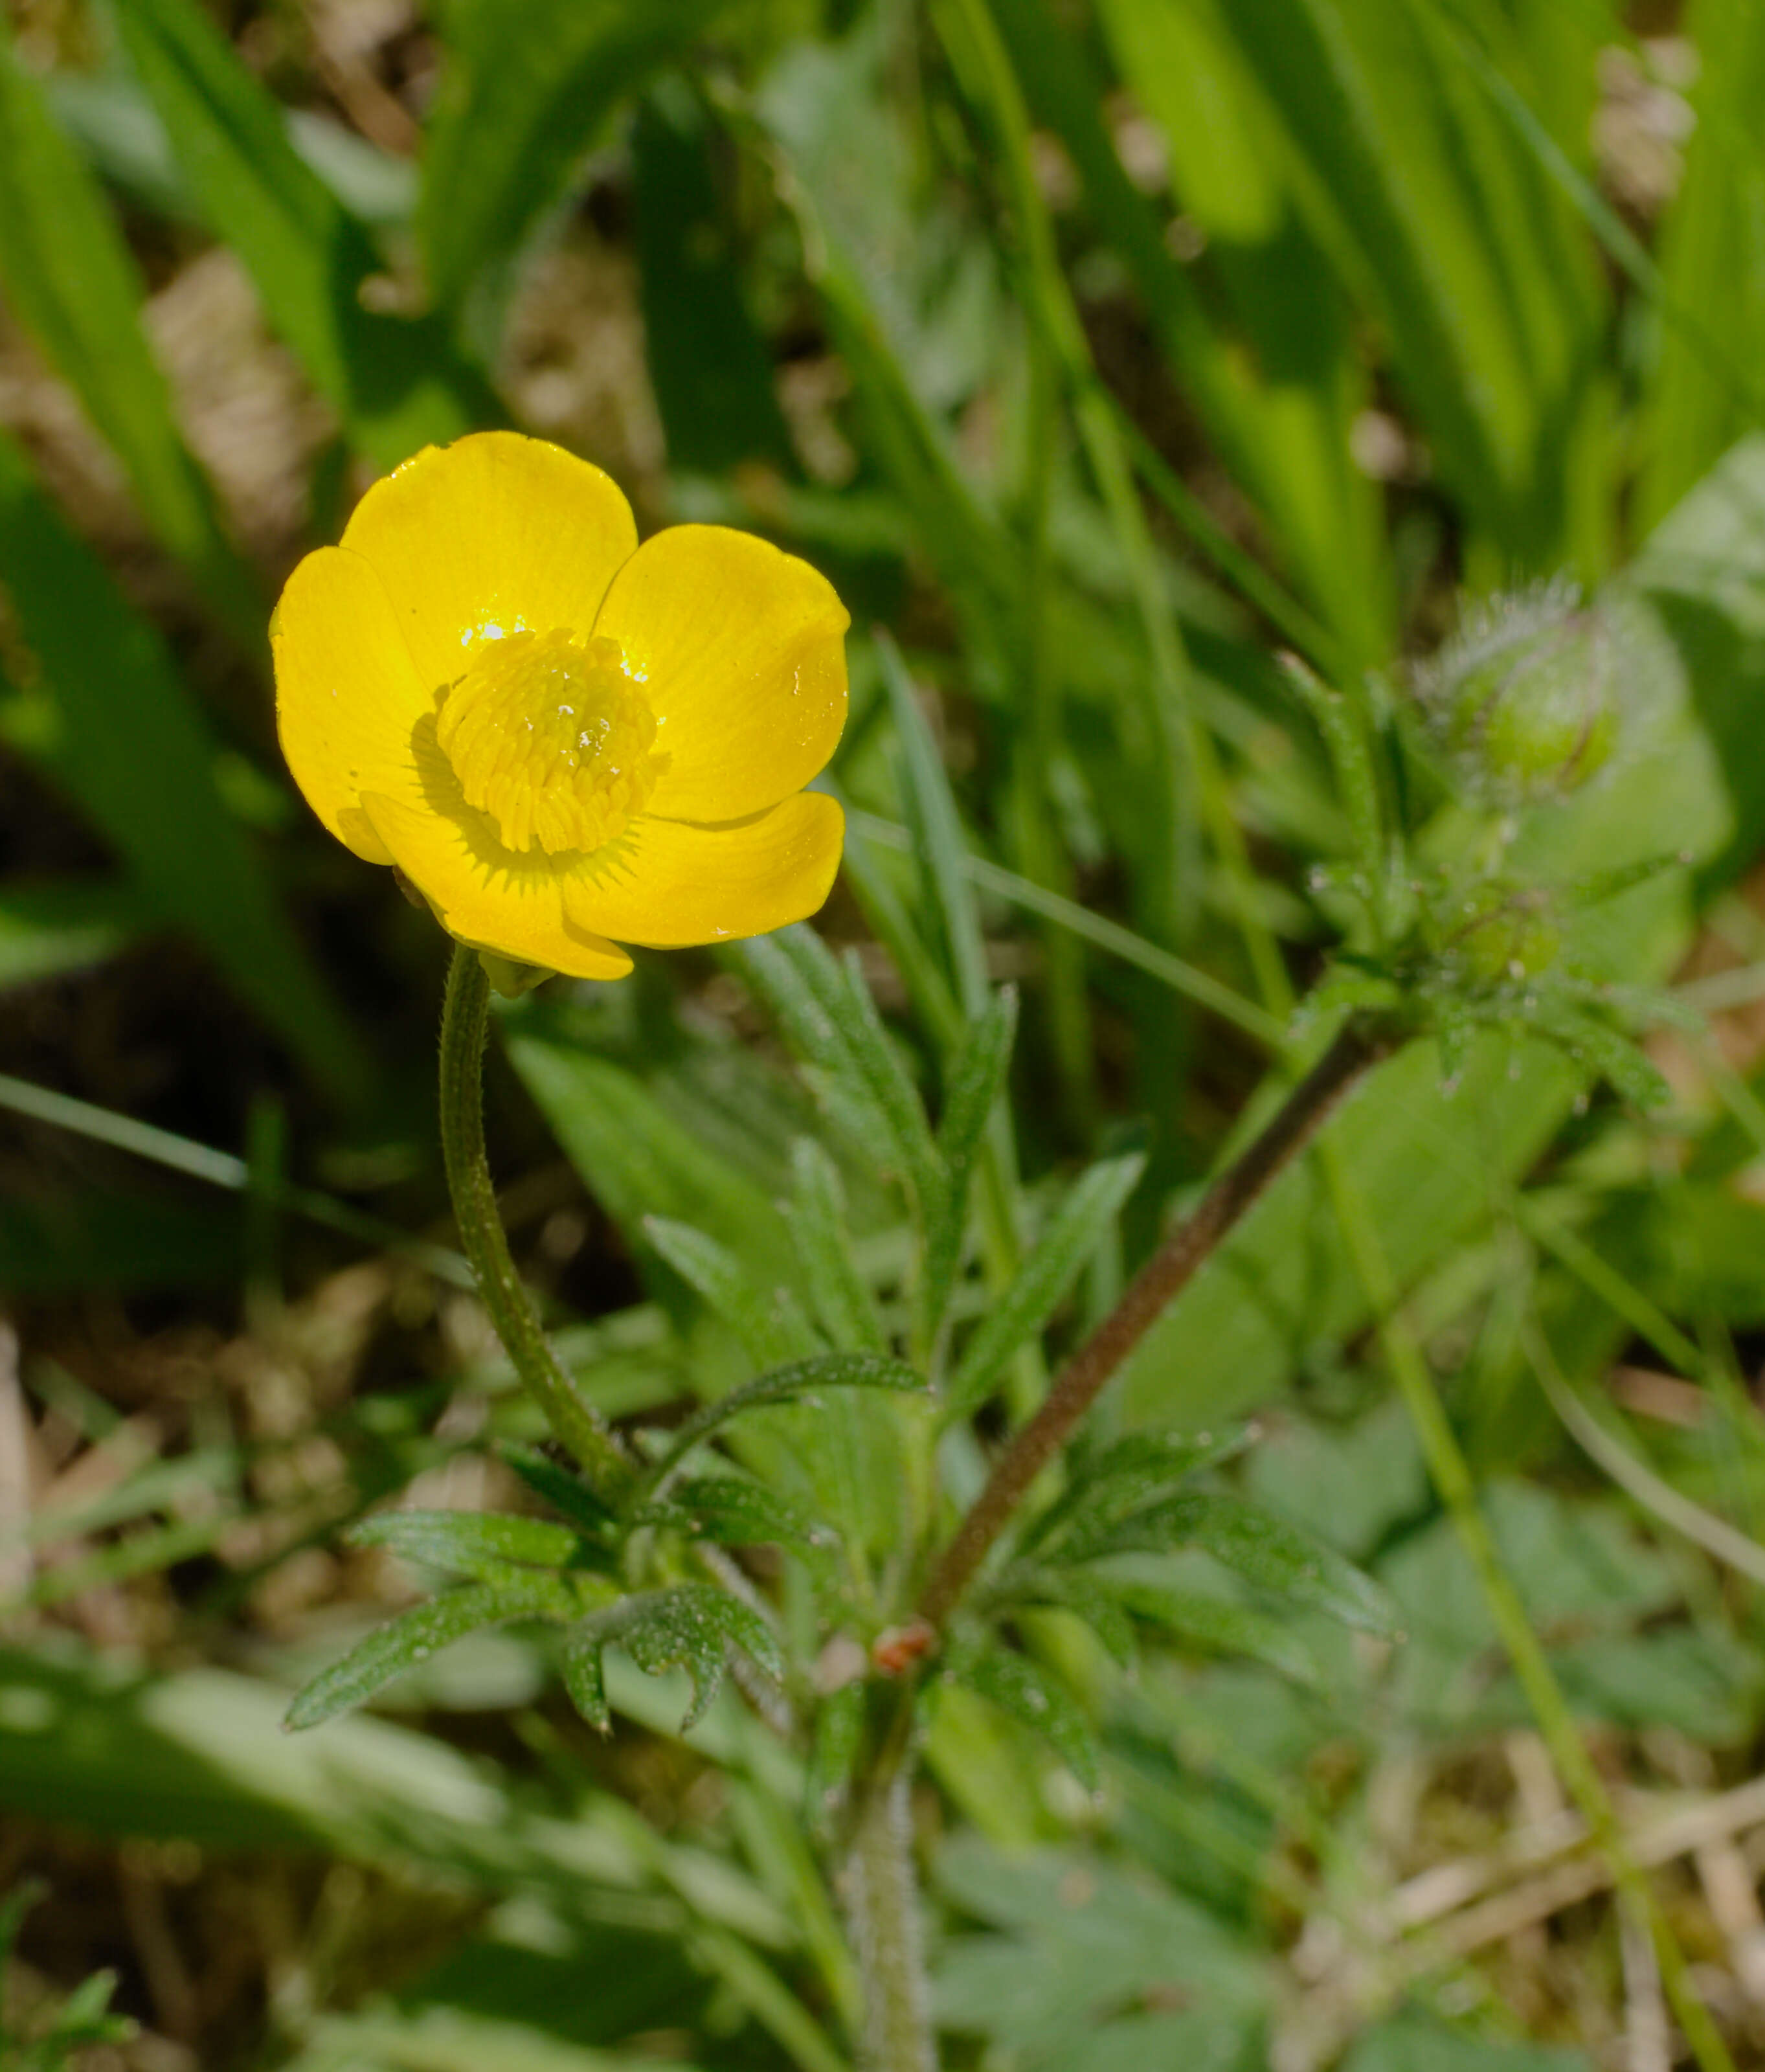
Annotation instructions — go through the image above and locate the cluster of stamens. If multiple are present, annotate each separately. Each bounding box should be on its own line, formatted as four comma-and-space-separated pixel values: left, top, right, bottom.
435, 629, 658, 855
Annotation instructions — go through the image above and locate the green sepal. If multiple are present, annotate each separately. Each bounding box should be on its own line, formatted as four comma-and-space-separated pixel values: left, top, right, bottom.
477, 951, 553, 998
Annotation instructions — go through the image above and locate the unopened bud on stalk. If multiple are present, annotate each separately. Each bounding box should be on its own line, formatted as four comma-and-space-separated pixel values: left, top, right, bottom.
1424, 580, 1619, 803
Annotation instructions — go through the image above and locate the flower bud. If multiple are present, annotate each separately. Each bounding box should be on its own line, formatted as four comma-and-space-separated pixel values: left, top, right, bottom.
1426, 581, 1618, 803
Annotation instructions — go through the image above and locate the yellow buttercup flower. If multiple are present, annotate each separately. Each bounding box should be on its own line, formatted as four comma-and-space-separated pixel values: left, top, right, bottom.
273, 432, 848, 984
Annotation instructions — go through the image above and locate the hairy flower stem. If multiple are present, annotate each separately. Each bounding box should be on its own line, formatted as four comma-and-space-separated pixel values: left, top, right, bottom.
917, 1013, 1393, 1630
837, 1015, 1391, 2067
845, 1774, 935, 2072
438, 947, 631, 1499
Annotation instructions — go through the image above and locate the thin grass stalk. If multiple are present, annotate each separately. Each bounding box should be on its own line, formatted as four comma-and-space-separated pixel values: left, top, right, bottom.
935, 0, 1292, 1013
1325, 1148, 1738, 2072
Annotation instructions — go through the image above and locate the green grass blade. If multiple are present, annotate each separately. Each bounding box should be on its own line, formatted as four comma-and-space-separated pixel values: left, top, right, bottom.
644, 1217, 820, 1369
420, 0, 733, 337
0, 1069, 469, 1283
751, 36, 1021, 616
113, 0, 491, 467
844, 812, 1286, 1051
988, 0, 1327, 636
1636, 0, 1765, 530
632, 81, 794, 477
0, 432, 365, 1098
502, 1026, 798, 1291
1085, 0, 1393, 662
1210, 0, 1602, 564
877, 631, 990, 1019
0, 36, 261, 647
0, 878, 143, 991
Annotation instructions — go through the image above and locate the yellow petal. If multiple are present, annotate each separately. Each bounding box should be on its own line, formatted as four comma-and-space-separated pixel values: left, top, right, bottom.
560, 793, 844, 948
272, 545, 430, 863
340, 432, 639, 693
360, 728, 633, 982
592, 526, 848, 823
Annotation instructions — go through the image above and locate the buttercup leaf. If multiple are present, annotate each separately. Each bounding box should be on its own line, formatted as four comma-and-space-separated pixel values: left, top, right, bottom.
566, 1585, 787, 1735
636, 1351, 927, 1500
949, 1648, 1100, 1791
632, 1476, 837, 1552
1023, 1426, 1259, 1555
941, 1147, 1147, 1426
285, 1572, 601, 1731
1068, 1491, 1400, 1638
347, 1509, 589, 1582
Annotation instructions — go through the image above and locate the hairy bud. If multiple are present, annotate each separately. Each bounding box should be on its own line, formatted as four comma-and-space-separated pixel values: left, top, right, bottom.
1423, 580, 1618, 803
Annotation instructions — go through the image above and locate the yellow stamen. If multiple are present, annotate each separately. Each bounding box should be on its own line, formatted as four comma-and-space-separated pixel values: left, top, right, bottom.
436, 629, 658, 855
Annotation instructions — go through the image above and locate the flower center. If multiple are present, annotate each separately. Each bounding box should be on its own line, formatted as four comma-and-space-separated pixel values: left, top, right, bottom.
436, 629, 658, 855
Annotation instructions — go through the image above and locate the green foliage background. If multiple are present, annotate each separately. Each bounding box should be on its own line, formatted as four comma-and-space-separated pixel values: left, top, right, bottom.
5, 0, 1765, 2066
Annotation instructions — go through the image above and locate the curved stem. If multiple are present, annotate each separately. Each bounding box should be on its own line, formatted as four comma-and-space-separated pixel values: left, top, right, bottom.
917, 1014, 1392, 1629
438, 946, 631, 1498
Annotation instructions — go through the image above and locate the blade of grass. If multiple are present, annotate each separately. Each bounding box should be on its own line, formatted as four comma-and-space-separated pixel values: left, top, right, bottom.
0, 34, 262, 649
114, 0, 494, 468
0, 1070, 469, 1286
1089, 0, 1393, 661
0, 432, 365, 1099
1525, 1320, 1765, 1590
994, 0, 1391, 668
1430, 0, 1762, 542
1107, 406, 1353, 683
0, 878, 144, 991
844, 808, 1286, 1050
1636, 0, 1765, 530
1327, 1146, 1738, 2072
934, 0, 1292, 1012
420, 0, 735, 344
1510, 1191, 1707, 1382
1206, 0, 1602, 565
875, 632, 990, 1020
